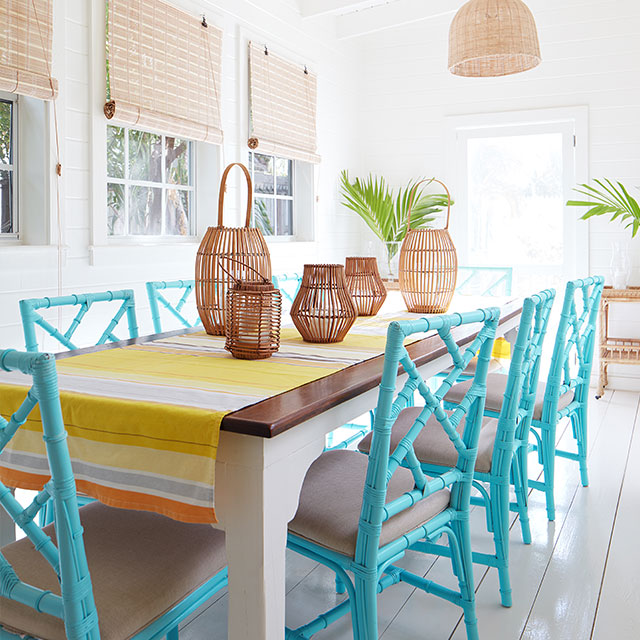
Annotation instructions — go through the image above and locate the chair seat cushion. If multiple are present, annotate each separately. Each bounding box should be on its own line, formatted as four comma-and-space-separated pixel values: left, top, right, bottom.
0, 502, 226, 640
358, 408, 498, 473
289, 450, 450, 557
443, 373, 574, 421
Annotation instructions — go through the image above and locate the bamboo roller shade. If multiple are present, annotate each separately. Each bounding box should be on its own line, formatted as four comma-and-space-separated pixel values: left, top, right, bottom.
105, 0, 223, 144
0, 0, 57, 100
248, 41, 320, 164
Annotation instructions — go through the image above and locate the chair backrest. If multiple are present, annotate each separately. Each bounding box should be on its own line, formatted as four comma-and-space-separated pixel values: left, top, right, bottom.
19, 290, 139, 353
456, 266, 513, 297
146, 279, 201, 334
271, 273, 302, 312
490, 290, 555, 477
356, 308, 500, 568
0, 349, 98, 637
542, 276, 604, 421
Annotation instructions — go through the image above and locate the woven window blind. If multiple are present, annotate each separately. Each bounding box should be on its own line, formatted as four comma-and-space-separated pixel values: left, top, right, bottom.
0, 0, 58, 100
248, 42, 320, 164
105, 0, 223, 144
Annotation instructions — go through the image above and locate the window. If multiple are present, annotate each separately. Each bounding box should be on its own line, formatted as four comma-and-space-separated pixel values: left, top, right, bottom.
249, 152, 294, 237
106, 125, 195, 237
0, 94, 17, 237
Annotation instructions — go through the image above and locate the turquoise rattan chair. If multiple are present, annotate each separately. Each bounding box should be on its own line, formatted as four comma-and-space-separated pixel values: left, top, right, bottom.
0, 349, 227, 639
146, 280, 201, 334
272, 273, 302, 313
286, 308, 500, 640
19, 290, 139, 352
456, 266, 513, 297
527, 276, 604, 521
361, 291, 555, 608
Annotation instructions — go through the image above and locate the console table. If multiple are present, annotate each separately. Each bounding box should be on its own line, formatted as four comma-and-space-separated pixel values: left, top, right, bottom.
597, 286, 640, 398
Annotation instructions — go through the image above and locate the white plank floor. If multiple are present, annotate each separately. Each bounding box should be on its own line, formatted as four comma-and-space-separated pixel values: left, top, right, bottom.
180, 390, 640, 639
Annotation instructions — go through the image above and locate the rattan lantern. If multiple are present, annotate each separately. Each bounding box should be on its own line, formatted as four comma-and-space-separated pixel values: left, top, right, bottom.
345, 257, 387, 316
448, 0, 541, 77
398, 179, 457, 314
291, 264, 357, 343
223, 260, 282, 360
196, 163, 271, 336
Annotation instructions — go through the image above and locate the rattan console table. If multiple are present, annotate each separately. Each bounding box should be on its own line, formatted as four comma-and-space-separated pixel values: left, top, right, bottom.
597, 286, 640, 398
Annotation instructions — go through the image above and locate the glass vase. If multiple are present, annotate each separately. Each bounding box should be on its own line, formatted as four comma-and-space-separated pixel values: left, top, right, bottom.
611, 240, 631, 290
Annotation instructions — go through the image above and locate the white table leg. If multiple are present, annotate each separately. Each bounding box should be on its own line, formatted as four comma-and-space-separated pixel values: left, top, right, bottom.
214, 423, 327, 640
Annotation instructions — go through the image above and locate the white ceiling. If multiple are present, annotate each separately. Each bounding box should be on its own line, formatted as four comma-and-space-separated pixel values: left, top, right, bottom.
296, 0, 461, 39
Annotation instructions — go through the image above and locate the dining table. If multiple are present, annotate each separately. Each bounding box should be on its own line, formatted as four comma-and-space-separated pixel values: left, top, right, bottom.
0, 292, 522, 640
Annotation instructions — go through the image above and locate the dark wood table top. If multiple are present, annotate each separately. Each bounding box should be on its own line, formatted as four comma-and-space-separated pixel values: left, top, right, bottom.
56, 297, 522, 439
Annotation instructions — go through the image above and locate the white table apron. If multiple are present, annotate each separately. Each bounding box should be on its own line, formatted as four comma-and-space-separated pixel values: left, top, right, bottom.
213, 308, 520, 640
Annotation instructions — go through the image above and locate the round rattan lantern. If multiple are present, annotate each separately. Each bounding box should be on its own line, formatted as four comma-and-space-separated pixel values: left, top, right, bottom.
223, 260, 282, 360
291, 264, 357, 343
196, 163, 271, 336
398, 179, 457, 314
345, 257, 387, 316
448, 0, 541, 77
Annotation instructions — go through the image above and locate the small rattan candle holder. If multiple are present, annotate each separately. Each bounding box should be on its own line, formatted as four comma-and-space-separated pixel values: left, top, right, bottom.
399, 179, 458, 313
221, 259, 282, 360
345, 257, 387, 316
291, 264, 357, 343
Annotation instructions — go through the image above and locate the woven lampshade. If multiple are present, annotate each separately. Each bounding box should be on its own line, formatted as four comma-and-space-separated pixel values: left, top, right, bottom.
448, 0, 541, 77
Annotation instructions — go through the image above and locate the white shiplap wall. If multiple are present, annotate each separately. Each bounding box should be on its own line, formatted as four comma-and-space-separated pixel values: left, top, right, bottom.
0, 0, 363, 348
355, 0, 640, 389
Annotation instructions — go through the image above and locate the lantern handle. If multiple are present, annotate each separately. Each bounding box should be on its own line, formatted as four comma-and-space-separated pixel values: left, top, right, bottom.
406, 178, 452, 231
218, 162, 253, 228
217, 256, 270, 285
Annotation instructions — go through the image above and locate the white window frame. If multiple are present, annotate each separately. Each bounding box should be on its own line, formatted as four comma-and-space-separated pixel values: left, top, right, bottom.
445, 106, 589, 281
0, 91, 18, 240
106, 124, 196, 239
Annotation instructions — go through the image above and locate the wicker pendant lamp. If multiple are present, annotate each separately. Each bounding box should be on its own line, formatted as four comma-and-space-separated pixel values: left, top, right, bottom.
449, 0, 541, 77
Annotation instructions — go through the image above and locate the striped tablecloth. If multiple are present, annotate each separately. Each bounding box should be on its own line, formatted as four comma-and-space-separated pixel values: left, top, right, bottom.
0, 308, 433, 524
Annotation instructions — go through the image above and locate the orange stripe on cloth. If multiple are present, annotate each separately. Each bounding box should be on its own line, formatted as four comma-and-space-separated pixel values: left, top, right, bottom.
0, 468, 216, 524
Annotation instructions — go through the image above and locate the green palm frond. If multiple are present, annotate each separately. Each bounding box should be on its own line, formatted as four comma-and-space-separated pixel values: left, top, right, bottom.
567, 178, 640, 237
339, 171, 451, 245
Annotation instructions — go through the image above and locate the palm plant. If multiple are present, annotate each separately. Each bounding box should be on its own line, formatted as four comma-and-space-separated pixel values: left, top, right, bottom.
567, 179, 640, 237
340, 170, 451, 276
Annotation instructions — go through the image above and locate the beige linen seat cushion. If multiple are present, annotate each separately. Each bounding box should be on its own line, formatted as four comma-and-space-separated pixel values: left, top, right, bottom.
0, 502, 226, 640
443, 373, 574, 421
358, 407, 499, 473
289, 449, 451, 557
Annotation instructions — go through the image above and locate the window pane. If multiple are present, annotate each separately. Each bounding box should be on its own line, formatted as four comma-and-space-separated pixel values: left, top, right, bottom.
467, 133, 564, 268
276, 200, 293, 236
166, 137, 190, 185
128, 129, 162, 182
253, 153, 274, 195
107, 182, 125, 236
276, 158, 292, 196
106, 126, 125, 178
0, 170, 13, 233
253, 198, 274, 236
166, 189, 191, 235
0, 101, 12, 166
129, 185, 162, 235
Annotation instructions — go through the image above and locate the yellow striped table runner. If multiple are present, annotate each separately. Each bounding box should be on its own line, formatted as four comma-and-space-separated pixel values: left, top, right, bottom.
0, 311, 428, 524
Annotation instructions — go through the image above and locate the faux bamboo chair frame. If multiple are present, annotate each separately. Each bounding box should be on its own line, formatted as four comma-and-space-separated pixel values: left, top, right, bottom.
271, 273, 302, 312
422, 290, 555, 608
528, 276, 604, 522
19, 290, 139, 353
146, 280, 201, 334
456, 266, 513, 297
0, 349, 228, 640
286, 308, 500, 640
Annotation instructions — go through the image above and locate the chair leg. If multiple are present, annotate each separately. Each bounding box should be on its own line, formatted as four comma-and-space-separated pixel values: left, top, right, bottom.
512, 447, 531, 545
450, 520, 479, 640
352, 573, 378, 640
540, 422, 557, 521
573, 408, 589, 487
490, 481, 512, 607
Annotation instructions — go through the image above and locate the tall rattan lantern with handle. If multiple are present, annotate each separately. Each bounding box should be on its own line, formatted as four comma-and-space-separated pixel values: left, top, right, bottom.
196, 163, 271, 336
398, 179, 457, 314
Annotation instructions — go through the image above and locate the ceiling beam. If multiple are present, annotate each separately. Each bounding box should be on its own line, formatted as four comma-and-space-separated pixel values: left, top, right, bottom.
336, 0, 461, 39
297, 0, 388, 19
